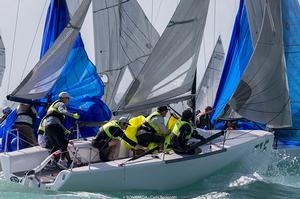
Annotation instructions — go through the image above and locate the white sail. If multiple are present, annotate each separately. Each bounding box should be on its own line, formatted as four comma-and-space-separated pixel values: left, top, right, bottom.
115, 0, 209, 115
196, 36, 225, 112
245, 0, 266, 45
230, 0, 292, 128
92, 0, 159, 111
0, 35, 5, 86
8, 0, 91, 100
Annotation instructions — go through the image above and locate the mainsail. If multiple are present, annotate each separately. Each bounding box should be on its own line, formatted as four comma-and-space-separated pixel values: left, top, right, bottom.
196, 36, 225, 112
0, 35, 5, 86
115, 0, 210, 115
229, 0, 291, 128
92, 0, 160, 112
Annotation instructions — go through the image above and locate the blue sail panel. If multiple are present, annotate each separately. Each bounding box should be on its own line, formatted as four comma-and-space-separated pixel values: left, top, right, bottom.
40, 0, 69, 58
49, 34, 111, 122
276, 0, 300, 143
211, 0, 253, 121
0, 110, 16, 151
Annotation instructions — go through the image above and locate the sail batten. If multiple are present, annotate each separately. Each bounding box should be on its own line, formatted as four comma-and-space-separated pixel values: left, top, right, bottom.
116, 0, 209, 114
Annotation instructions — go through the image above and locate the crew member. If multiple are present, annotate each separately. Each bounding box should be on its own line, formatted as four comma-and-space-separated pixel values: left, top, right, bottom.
168, 109, 205, 155
14, 103, 38, 146
136, 106, 169, 147
92, 117, 142, 162
44, 92, 80, 168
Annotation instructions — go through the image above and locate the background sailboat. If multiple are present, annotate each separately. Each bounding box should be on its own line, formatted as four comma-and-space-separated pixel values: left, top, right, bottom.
196, 36, 225, 113
274, 0, 300, 147
0, 35, 5, 87
212, 0, 293, 132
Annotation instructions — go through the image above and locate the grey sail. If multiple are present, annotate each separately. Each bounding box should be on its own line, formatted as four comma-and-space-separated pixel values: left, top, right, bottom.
245, 0, 266, 44
92, 0, 159, 111
8, 0, 91, 101
196, 36, 225, 112
0, 35, 5, 87
116, 0, 209, 115
229, 0, 292, 128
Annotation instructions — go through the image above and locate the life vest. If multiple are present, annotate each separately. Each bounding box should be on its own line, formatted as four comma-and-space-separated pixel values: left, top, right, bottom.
165, 119, 193, 147
37, 117, 46, 135
103, 120, 122, 140
143, 111, 163, 136
45, 100, 65, 122
15, 104, 37, 126
124, 115, 145, 149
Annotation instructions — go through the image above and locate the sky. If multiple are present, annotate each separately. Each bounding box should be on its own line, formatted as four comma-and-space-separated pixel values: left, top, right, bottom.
0, 0, 239, 108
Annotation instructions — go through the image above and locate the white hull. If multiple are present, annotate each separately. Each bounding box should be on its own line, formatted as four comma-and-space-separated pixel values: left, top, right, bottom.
2, 130, 273, 192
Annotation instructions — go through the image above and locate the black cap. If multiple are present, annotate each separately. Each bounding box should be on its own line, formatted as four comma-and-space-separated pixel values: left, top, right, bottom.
182, 109, 194, 120
157, 106, 168, 112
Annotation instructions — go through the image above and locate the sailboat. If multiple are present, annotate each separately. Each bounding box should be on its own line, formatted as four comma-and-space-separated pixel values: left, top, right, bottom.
196, 36, 225, 114
0, 0, 273, 192
0, 35, 5, 87
212, 0, 300, 151
272, 0, 300, 150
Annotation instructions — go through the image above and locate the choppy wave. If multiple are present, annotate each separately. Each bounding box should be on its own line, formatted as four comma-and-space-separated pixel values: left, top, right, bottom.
193, 192, 230, 199
0, 148, 300, 198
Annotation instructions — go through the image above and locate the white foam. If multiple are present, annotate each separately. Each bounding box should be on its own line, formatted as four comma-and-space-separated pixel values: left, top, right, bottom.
60, 191, 109, 199
193, 192, 230, 199
229, 172, 262, 188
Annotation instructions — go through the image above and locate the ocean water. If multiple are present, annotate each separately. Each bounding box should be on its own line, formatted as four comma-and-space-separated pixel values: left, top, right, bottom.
0, 150, 299, 199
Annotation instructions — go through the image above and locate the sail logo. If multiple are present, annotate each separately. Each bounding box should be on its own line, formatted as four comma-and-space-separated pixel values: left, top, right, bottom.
10, 176, 20, 183
254, 139, 270, 151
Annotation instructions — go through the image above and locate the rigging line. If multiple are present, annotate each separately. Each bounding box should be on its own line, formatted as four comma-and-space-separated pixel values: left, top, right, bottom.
234, 56, 285, 99
7, 0, 21, 95
236, 91, 289, 107
120, 30, 147, 55
151, 0, 153, 42
264, 97, 291, 126
99, 54, 150, 74
213, 0, 216, 46
20, 0, 48, 83
119, 36, 133, 63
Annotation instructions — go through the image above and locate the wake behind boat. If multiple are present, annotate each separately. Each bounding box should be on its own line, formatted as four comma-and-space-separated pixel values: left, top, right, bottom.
1, 130, 273, 192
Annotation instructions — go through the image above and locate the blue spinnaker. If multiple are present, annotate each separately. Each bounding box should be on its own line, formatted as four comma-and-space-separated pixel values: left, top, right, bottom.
40, 0, 69, 58
2, 0, 111, 151
275, 0, 300, 143
211, 0, 253, 121
0, 110, 16, 151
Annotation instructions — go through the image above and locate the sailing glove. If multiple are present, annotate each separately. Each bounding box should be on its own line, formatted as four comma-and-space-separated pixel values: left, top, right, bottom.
73, 113, 80, 119
65, 129, 71, 135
